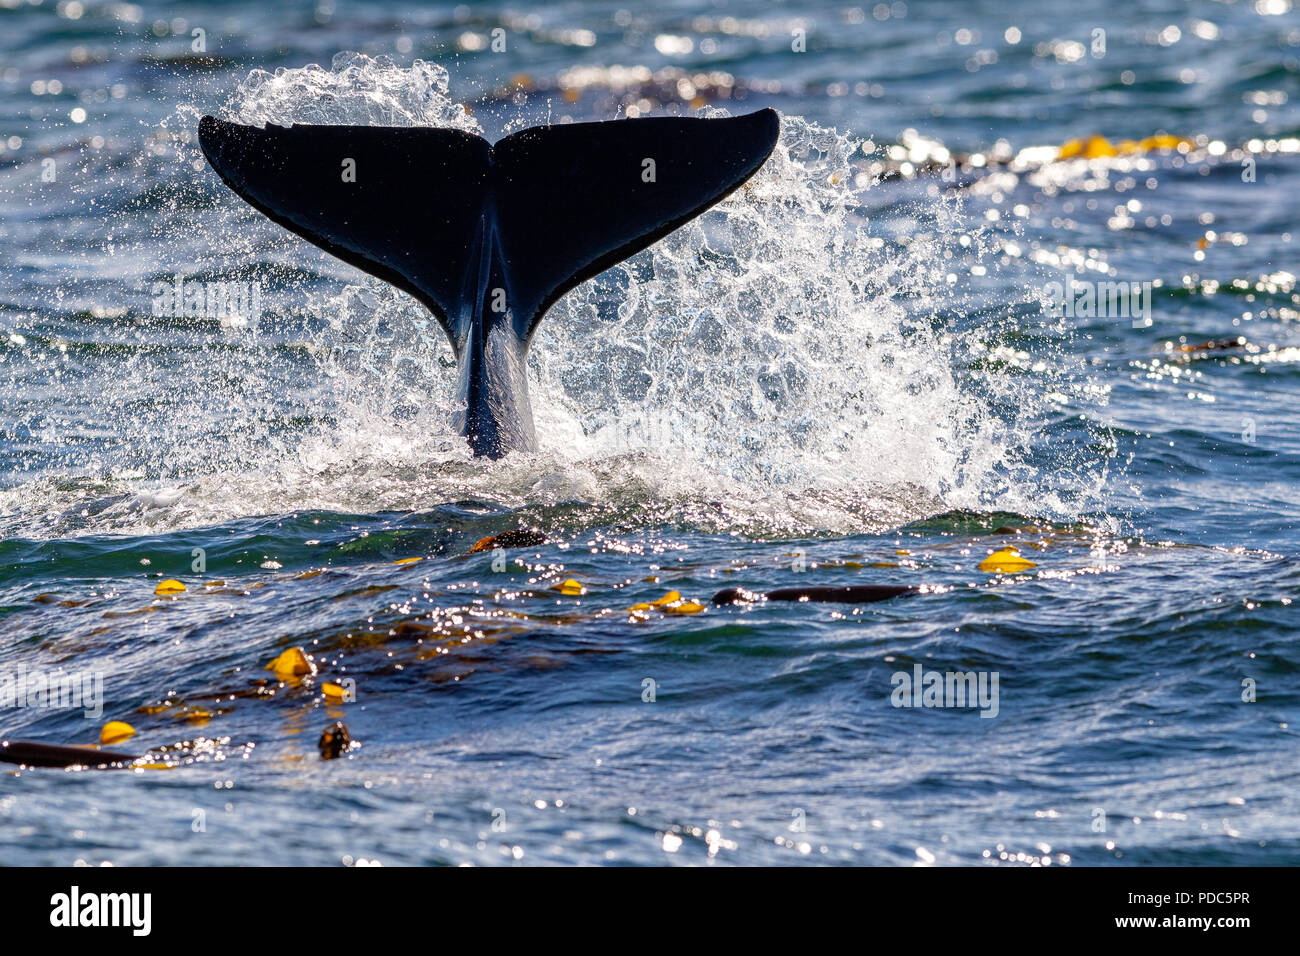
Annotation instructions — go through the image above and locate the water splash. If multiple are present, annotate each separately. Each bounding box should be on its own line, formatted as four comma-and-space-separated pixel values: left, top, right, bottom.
1, 54, 1109, 538
222, 52, 482, 133
535, 114, 1004, 493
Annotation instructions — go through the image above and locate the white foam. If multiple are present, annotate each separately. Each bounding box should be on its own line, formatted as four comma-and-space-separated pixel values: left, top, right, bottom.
223, 52, 482, 133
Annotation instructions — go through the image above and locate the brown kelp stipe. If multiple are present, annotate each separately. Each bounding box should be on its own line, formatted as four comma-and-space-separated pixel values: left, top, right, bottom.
0, 739, 138, 769
468, 529, 548, 553
712, 585, 916, 605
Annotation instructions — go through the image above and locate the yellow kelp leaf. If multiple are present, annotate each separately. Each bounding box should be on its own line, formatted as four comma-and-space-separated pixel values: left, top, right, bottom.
266, 646, 315, 677
1140, 133, 1186, 151
978, 548, 1038, 573
1057, 138, 1084, 160
627, 603, 653, 611
323, 681, 351, 700
1083, 135, 1118, 158
650, 591, 682, 607
663, 601, 706, 615
555, 578, 585, 596
392, 557, 422, 565
154, 579, 186, 595
100, 721, 135, 745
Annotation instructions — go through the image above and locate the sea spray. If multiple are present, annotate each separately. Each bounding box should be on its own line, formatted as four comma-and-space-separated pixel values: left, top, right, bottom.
1, 54, 1109, 537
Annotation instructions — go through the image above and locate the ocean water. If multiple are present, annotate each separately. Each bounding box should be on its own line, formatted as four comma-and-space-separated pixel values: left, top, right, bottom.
0, 0, 1297, 866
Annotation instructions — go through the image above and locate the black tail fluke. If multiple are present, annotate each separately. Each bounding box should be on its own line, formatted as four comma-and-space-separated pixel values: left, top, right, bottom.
198, 108, 780, 456
197, 117, 491, 350
488, 110, 780, 339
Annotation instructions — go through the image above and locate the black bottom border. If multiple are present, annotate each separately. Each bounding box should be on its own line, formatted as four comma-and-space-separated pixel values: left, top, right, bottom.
0, 865, 1277, 942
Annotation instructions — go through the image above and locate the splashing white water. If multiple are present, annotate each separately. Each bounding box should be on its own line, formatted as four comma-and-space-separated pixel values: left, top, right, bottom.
534, 113, 997, 494
1, 54, 1106, 537
222, 52, 482, 133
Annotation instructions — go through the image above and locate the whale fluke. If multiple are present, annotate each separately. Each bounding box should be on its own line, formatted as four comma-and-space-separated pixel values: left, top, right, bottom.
198, 109, 780, 457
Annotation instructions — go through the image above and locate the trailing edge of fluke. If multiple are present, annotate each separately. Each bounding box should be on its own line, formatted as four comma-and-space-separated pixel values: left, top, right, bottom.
197, 108, 781, 458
